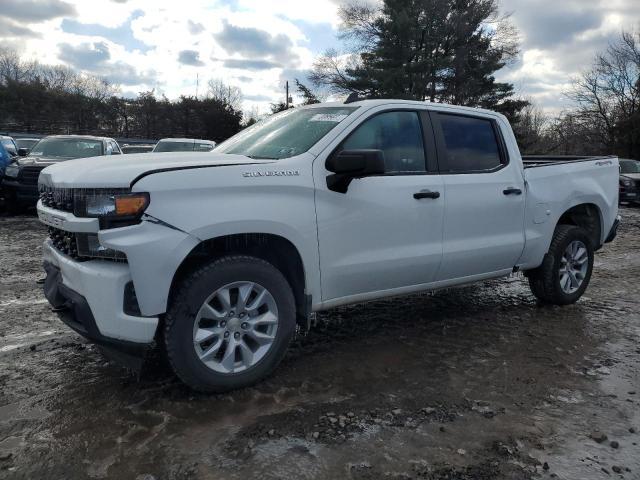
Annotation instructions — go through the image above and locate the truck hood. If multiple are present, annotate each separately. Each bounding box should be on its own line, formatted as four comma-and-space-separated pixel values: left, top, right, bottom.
39, 152, 275, 188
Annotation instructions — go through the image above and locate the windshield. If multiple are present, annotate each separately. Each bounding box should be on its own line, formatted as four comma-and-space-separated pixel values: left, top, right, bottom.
29, 138, 103, 159
620, 159, 640, 174
16, 139, 39, 149
1, 139, 16, 154
153, 141, 214, 152
215, 106, 359, 159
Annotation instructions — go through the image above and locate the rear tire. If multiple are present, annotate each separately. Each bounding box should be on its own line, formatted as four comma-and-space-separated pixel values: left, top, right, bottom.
527, 225, 594, 305
164, 255, 296, 392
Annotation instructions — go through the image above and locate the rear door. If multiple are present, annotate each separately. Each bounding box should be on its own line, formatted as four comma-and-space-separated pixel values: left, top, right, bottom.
314, 107, 445, 302
430, 111, 526, 281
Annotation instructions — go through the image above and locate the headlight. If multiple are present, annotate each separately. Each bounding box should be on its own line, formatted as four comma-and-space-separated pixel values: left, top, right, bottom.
85, 192, 150, 217
620, 178, 634, 187
4, 164, 19, 178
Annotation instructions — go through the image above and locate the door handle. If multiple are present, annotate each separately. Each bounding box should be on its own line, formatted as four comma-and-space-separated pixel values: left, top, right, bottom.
413, 190, 440, 200
503, 187, 522, 196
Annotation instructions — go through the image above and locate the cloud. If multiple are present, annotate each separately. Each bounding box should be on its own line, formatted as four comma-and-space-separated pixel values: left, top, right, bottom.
223, 59, 280, 70
498, 0, 640, 113
244, 94, 273, 101
2, 0, 76, 22
58, 41, 111, 69
214, 20, 297, 63
188, 20, 205, 35
58, 41, 156, 86
508, 2, 602, 49
0, 17, 42, 38
61, 10, 151, 53
104, 62, 157, 86
178, 49, 205, 66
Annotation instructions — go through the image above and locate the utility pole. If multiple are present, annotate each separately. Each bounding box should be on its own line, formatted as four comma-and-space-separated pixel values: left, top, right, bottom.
285, 81, 289, 109
196, 73, 199, 99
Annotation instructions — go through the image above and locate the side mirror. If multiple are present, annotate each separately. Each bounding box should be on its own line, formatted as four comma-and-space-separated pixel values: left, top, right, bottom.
326, 149, 385, 193
17, 148, 29, 157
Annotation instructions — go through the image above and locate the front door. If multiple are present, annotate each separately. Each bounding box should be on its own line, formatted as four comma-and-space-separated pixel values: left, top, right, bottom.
314, 108, 445, 302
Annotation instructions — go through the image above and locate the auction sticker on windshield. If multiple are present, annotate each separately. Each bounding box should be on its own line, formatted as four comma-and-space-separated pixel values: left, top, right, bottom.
309, 113, 349, 122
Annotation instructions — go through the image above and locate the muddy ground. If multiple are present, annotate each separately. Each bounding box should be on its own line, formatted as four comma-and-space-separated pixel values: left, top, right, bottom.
0, 209, 639, 480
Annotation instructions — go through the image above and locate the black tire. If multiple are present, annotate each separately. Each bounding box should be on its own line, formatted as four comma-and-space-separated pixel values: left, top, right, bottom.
164, 255, 296, 392
527, 225, 594, 305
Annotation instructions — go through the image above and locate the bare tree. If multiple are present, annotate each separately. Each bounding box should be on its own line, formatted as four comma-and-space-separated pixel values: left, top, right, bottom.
0, 47, 37, 84
566, 29, 640, 157
206, 78, 243, 110
309, 49, 364, 94
512, 102, 549, 154
337, 1, 381, 52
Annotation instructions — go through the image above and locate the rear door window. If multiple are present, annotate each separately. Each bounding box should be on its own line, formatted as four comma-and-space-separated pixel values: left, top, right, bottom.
435, 113, 504, 173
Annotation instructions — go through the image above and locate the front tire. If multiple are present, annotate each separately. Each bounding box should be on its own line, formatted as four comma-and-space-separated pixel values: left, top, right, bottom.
527, 225, 594, 305
164, 255, 296, 392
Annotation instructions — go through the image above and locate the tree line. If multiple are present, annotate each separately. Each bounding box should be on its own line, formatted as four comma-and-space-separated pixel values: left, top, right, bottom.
0, 49, 244, 142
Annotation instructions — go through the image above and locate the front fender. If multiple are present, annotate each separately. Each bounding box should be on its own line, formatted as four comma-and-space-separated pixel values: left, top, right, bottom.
100, 221, 200, 316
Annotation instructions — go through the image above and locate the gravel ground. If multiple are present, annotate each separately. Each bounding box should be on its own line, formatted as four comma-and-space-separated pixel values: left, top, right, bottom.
0, 208, 639, 479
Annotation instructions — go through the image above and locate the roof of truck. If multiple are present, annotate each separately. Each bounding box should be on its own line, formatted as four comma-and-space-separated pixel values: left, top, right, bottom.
304, 99, 506, 119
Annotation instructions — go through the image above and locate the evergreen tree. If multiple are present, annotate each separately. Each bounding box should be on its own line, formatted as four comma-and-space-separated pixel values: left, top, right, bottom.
295, 79, 320, 104
311, 0, 525, 115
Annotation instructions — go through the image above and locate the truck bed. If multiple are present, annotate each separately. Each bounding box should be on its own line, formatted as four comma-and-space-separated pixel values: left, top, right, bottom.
522, 155, 616, 168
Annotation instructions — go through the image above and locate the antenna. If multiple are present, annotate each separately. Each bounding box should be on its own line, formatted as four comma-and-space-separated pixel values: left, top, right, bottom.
196, 73, 199, 99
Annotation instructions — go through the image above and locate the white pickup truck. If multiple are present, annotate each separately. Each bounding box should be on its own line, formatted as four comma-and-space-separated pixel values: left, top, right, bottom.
37, 100, 620, 391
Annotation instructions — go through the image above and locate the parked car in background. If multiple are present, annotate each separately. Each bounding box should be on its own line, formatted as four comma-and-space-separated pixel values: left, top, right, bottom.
0, 141, 15, 208
152, 138, 215, 152
0, 140, 11, 177
121, 144, 156, 154
0, 136, 18, 157
15, 137, 41, 154
619, 158, 640, 205
3, 135, 122, 212
37, 100, 619, 391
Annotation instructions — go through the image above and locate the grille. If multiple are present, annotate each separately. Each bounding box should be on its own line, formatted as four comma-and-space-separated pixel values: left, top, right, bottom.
20, 166, 45, 185
39, 186, 75, 213
48, 227, 80, 259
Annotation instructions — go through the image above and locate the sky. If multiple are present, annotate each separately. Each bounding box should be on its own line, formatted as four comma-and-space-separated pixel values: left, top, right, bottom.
1, 0, 639, 115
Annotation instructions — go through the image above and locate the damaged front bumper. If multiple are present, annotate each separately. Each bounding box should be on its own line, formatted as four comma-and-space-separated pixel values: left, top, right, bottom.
42, 240, 159, 369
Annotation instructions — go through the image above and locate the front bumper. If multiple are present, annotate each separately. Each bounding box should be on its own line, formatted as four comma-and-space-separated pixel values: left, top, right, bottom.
43, 240, 159, 345
43, 262, 151, 365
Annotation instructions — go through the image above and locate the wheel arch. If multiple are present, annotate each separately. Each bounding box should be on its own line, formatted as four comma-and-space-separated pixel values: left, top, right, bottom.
169, 233, 310, 327
555, 202, 603, 250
